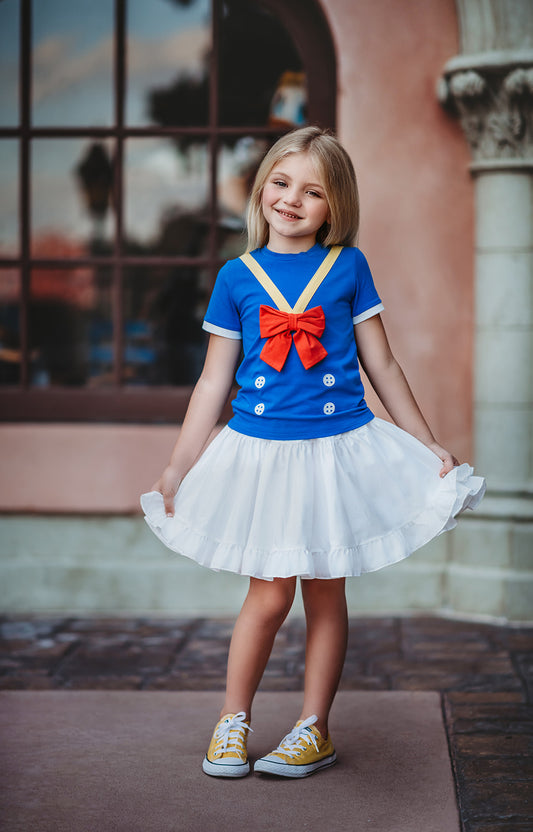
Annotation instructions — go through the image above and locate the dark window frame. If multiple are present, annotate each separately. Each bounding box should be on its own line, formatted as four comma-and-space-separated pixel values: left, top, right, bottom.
0, 0, 336, 422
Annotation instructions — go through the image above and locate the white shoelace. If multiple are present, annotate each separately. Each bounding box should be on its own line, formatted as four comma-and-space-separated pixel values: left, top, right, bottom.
270, 714, 320, 759
215, 712, 253, 754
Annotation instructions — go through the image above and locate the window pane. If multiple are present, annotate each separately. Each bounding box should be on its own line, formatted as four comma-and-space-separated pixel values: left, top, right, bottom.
0, 269, 20, 385
126, 0, 211, 127
32, 139, 115, 257
217, 135, 272, 259
32, 0, 113, 126
0, 0, 19, 126
30, 266, 112, 387
123, 266, 208, 385
0, 141, 19, 257
124, 138, 209, 256
219, 2, 306, 128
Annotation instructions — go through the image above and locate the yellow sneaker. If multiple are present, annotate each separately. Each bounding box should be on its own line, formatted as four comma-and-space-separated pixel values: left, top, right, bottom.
202, 712, 252, 778
254, 715, 336, 778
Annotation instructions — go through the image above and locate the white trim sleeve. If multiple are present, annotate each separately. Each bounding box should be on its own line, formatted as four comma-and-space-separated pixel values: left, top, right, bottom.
202, 321, 242, 340
353, 302, 385, 326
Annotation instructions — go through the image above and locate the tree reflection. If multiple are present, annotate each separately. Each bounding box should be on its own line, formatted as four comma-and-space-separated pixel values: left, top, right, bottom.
75, 143, 114, 243
149, 0, 302, 133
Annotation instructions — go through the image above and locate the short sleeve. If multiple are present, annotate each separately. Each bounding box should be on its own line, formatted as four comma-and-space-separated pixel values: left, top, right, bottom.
202, 262, 242, 340
351, 249, 384, 325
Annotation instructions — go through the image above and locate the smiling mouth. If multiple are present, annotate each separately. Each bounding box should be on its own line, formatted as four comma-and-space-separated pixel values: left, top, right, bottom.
276, 209, 301, 219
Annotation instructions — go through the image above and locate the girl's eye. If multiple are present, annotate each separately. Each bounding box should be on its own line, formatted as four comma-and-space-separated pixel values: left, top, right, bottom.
273, 179, 287, 187
307, 190, 322, 198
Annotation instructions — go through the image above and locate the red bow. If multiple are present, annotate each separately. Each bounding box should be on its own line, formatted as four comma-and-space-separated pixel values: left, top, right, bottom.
259, 304, 328, 371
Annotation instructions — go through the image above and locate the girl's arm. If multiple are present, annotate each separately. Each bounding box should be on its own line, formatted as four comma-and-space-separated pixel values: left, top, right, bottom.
355, 315, 459, 477
151, 334, 242, 514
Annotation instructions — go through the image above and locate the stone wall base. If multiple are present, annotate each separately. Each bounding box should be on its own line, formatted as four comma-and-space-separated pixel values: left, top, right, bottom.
1, 511, 531, 622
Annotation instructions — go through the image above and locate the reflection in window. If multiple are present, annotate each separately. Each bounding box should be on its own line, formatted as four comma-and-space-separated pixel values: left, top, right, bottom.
217, 136, 268, 259
124, 139, 209, 256
0, 141, 19, 257
32, 139, 115, 257
0, 269, 20, 385
29, 267, 112, 387
127, 0, 211, 127
32, 0, 113, 127
212, 2, 307, 257
123, 267, 209, 385
144, 0, 307, 134
218, 1, 306, 128
0, 0, 19, 127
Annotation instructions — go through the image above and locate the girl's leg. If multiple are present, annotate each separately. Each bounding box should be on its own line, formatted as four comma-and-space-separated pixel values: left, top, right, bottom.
299, 578, 348, 737
221, 576, 297, 721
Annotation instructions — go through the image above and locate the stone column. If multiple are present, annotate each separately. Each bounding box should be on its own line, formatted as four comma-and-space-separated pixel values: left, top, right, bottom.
438, 18, 533, 619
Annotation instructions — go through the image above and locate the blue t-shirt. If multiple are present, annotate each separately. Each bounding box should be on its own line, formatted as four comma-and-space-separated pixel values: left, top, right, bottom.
202, 243, 384, 440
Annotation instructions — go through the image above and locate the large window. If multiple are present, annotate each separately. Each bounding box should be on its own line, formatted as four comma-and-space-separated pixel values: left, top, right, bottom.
0, 0, 335, 421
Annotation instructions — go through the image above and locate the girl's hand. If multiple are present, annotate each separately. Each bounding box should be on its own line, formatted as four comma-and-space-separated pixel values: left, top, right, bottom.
151, 465, 183, 517
427, 442, 460, 478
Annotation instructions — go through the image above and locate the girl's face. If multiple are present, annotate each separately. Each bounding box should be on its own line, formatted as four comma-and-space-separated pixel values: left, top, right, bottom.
261, 151, 330, 253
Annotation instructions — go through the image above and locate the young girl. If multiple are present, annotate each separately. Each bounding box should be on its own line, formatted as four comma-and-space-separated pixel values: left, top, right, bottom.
141, 126, 485, 779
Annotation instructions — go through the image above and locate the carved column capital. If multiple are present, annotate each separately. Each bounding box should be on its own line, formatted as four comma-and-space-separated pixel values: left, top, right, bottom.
438, 53, 533, 169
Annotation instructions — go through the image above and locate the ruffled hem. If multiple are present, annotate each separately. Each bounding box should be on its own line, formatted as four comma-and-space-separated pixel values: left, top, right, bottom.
141, 420, 486, 581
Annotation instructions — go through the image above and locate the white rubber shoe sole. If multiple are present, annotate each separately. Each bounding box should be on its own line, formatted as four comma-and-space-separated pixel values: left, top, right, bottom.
254, 751, 337, 778
202, 756, 250, 778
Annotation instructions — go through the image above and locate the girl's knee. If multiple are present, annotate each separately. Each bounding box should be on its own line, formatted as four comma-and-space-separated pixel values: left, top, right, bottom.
248, 576, 296, 622
302, 577, 345, 595
301, 577, 347, 608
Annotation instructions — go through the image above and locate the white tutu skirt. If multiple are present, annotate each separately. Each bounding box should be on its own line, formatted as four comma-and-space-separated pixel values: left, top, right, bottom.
141, 418, 486, 581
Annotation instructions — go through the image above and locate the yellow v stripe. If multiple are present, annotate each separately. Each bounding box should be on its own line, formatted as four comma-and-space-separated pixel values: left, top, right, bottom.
240, 253, 292, 312
293, 246, 342, 313
240, 246, 343, 314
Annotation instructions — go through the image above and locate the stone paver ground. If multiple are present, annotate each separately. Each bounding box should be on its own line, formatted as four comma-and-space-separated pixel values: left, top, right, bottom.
1, 615, 532, 831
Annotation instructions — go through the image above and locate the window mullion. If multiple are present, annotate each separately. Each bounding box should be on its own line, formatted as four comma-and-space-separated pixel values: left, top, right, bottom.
113, 0, 126, 387
207, 0, 220, 285
19, 0, 31, 389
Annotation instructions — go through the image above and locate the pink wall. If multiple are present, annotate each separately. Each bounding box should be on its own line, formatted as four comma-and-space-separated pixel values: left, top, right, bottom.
1, 0, 474, 514
0, 425, 179, 513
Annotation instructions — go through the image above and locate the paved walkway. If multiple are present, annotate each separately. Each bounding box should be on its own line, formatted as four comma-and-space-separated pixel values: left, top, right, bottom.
1, 615, 532, 831
1, 690, 458, 832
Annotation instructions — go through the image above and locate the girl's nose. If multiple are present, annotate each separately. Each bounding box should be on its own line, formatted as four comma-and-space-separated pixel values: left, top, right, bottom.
284, 188, 301, 206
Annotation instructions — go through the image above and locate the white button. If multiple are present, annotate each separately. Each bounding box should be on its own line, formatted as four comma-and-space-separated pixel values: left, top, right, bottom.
323, 373, 335, 387
323, 402, 335, 415
254, 403, 265, 415
255, 376, 266, 389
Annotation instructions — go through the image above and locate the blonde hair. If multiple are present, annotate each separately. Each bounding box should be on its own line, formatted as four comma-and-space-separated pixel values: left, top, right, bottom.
246, 126, 360, 251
